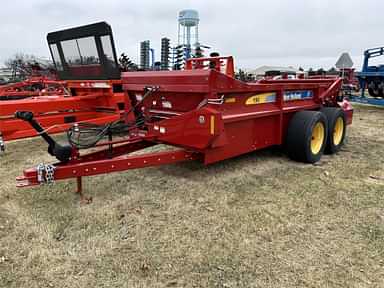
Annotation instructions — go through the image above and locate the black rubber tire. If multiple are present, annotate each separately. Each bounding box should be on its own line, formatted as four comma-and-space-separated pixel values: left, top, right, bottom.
368, 81, 380, 98
286, 111, 328, 164
368, 88, 375, 97
320, 107, 346, 154
379, 82, 384, 98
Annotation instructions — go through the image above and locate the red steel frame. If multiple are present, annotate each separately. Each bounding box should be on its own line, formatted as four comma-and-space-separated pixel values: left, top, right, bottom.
15, 56, 354, 202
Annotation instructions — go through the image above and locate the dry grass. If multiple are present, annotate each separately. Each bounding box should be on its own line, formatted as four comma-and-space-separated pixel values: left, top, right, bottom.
0, 105, 383, 288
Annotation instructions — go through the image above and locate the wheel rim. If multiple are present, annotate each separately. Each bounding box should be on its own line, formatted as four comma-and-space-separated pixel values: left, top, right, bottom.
311, 122, 325, 154
333, 117, 344, 146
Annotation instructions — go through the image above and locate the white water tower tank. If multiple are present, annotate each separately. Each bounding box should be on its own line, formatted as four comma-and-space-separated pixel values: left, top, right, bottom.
178, 9, 200, 54
179, 9, 199, 27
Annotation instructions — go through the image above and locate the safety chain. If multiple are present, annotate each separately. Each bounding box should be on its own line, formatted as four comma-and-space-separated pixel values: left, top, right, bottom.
207, 94, 225, 105
0, 134, 4, 153
36, 163, 56, 184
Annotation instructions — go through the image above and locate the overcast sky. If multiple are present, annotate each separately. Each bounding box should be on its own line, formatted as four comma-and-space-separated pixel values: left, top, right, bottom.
1, 0, 383, 70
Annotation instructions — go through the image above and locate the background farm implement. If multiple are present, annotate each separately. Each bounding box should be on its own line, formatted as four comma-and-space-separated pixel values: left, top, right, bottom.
350, 47, 384, 106
0, 23, 128, 151
0, 77, 68, 101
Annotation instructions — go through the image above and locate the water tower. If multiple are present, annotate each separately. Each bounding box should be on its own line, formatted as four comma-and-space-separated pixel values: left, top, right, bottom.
178, 9, 200, 59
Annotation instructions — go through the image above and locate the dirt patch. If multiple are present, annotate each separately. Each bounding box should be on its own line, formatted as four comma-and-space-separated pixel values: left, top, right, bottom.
0, 104, 383, 287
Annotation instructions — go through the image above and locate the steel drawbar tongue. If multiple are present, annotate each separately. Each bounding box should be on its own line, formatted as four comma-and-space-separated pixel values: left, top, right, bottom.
15, 111, 72, 163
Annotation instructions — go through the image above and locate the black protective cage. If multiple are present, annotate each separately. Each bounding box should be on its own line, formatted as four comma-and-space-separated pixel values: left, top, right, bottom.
47, 22, 120, 80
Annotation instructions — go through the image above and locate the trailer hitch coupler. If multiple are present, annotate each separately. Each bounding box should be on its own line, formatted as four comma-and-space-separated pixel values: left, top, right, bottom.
15, 111, 72, 163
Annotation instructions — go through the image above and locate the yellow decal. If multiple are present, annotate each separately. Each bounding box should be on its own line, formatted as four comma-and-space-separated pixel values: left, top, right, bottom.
245, 93, 276, 105
210, 115, 215, 135
225, 97, 236, 103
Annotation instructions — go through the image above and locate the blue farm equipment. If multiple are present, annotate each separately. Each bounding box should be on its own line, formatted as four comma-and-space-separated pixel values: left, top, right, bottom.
353, 47, 384, 106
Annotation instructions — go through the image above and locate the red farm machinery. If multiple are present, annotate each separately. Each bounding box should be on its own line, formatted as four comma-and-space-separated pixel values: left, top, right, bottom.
0, 22, 126, 151
1, 22, 353, 203
0, 77, 68, 101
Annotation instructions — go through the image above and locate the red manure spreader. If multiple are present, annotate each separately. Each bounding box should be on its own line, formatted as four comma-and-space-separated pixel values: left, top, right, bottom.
3, 22, 353, 202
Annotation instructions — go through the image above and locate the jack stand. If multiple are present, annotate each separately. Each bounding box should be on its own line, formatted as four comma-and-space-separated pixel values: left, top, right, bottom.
76, 177, 92, 205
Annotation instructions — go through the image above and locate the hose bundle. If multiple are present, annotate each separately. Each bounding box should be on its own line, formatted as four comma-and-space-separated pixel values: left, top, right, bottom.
67, 86, 159, 149
67, 119, 145, 149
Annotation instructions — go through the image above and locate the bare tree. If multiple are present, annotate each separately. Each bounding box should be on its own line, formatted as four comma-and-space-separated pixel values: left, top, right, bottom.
119, 53, 139, 72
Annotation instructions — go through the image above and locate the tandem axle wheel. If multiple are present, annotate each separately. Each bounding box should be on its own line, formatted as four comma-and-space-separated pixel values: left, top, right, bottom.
286, 108, 347, 164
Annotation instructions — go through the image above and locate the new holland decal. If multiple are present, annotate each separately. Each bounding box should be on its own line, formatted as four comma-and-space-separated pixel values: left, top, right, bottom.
284, 90, 313, 101
245, 93, 276, 105
245, 90, 313, 105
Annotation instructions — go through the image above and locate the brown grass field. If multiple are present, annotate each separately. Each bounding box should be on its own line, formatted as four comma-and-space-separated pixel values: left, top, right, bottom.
0, 104, 383, 288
